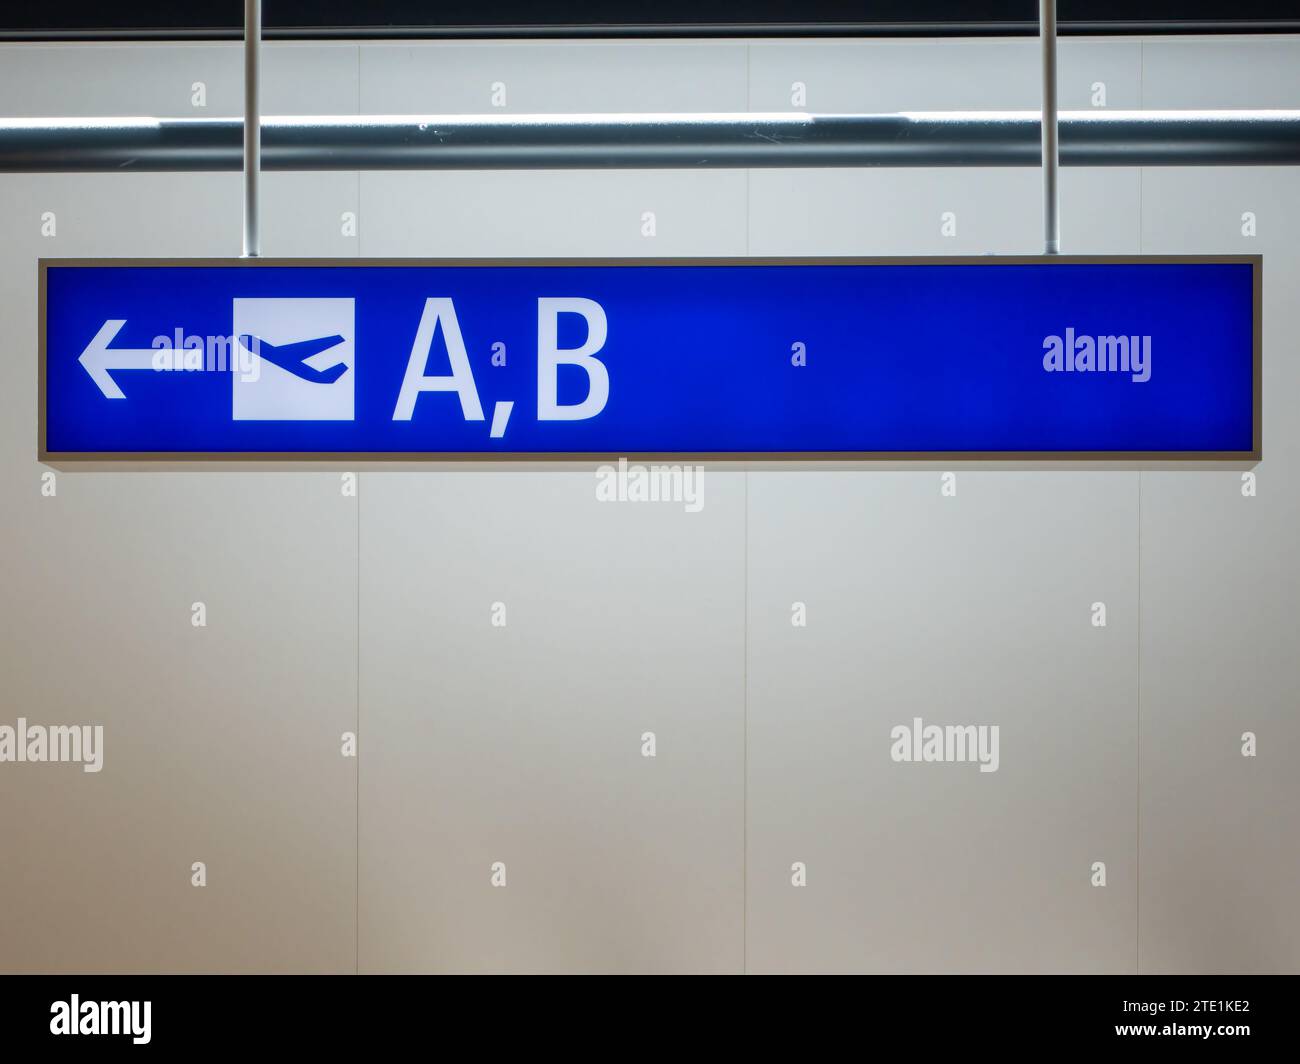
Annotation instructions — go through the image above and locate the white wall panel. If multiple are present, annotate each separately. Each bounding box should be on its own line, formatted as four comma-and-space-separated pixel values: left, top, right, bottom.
747, 38, 1140, 112
359, 169, 748, 257
746, 472, 1138, 972
0, 126, 358, 972
360, 41, 748, 114
1141, 37, 1300, 109
358, 472, 744, 973
1134, 39, 1300, 972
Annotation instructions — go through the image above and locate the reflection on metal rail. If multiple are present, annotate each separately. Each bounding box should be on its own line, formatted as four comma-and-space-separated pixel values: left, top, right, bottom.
1, 111, 1297, 172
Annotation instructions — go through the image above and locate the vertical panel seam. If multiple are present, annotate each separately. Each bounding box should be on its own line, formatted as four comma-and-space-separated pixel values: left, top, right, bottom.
1136, 35, 1145, 978
355, 39, 363, 979
743, 467, 749, 975
356, 469, 362, 975
1136, 469, 1142, 975
743, 39, 752, 976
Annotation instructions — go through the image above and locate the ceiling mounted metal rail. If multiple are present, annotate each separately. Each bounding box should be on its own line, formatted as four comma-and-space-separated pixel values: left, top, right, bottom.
1, 111, 1297, 172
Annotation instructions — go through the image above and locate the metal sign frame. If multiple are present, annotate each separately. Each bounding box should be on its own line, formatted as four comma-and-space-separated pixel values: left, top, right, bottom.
38, 254, 1263, 463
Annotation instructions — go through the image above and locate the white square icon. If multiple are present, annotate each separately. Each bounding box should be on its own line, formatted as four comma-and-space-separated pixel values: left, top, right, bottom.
232, 298, 355, 421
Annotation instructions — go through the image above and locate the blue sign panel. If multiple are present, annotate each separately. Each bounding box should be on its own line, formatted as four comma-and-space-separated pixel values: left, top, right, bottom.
40, 257, 1259, 459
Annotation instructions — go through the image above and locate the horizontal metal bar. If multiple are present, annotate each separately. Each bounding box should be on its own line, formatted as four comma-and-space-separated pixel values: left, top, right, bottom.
2, 111, 1298, 172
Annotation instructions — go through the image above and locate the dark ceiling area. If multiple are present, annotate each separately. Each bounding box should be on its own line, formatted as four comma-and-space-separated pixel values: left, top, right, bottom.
1, 2, 1298, 39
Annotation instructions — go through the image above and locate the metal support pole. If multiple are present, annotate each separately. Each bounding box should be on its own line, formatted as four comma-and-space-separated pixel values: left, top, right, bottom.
1041, 0, 1060, 254
242, 0, 260, 257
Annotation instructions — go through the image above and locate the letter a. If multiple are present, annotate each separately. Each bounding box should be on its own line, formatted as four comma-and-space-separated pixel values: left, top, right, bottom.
393, 298, 484, 421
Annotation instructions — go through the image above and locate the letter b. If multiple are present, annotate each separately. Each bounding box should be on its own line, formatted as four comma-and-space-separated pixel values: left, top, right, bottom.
537, 298, 609, 421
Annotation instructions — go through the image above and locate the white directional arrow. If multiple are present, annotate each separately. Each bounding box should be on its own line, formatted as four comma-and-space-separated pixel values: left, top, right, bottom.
78, 319, 179, 399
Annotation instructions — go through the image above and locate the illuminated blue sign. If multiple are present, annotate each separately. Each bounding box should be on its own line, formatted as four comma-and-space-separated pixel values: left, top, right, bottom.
40, 256, 1259, 459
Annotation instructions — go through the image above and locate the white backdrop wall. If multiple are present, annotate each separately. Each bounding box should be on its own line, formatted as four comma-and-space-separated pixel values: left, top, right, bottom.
0, 35, 1296, 973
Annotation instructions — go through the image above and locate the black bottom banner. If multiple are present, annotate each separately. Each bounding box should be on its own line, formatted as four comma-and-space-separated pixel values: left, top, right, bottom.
0, 974, 1292, 1051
